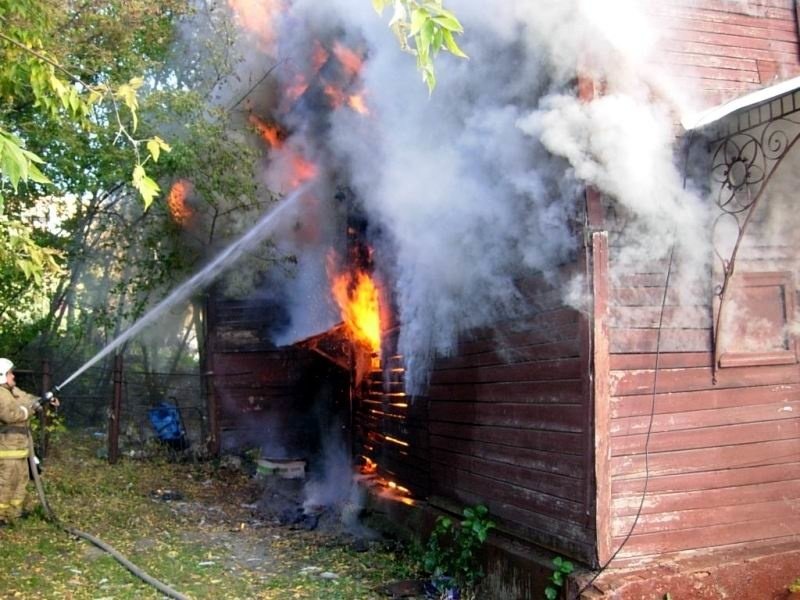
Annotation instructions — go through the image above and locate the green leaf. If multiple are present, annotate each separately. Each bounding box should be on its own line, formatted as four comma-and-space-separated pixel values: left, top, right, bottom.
0, 136, 28, 190
27, 162, 51, 185
409, 7, 428, 37
147, 139, 161, 162
442, 29, 468, 58
18, 259, 33, 280
421, 61, 435, 94
117, 83, 140, 132
19, 146, 46, 164
432, 13, 463, 32
68, 88, 81, 115
432, 27, 444, 55
545, 586, 558, 600
88, 89, 104, 105
419, 17, 435, 53
132, 164, 160, 208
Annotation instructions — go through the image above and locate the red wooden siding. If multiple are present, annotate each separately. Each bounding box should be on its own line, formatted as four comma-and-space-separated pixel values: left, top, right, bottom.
604, 177, 800, 563
422, 271, 596, 564
207, 293, 350, 455
648, 0, 800, 107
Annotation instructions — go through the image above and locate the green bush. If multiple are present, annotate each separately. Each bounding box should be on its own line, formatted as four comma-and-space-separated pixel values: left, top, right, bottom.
421, 504, 495, 594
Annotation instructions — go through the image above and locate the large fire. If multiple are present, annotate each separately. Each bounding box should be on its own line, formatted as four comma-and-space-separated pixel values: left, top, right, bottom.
330, 264, 382, 354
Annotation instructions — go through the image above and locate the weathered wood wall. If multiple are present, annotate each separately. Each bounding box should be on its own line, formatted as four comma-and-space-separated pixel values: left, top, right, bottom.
604, 189, 800, 563
597, 0, 800, 564
648, 0, 800, 107
207, 293, 349, 457
419, 271, 597, 565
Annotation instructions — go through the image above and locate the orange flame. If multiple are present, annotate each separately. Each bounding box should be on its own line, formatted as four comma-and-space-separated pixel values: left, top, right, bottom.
167, 179, 193, 226
228, 0, 284, 53
323, 84, 347, 109
348, 93, 369, 115
289, 154, 317, 187
360, 456, 378, 475
332, 41, 364, 79
312, 40, 330, 71
280, 41, 329, 110
283, 73, 310, 106
323, 85, 369, 115
248, 114, 284, 149
330, 261, 382, 353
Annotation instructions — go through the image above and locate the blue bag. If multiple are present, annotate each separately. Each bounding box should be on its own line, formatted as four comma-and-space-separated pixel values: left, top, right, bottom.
147, 403, 184, 441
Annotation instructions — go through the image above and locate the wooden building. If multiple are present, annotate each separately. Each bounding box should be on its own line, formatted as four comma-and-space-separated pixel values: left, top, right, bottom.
206, 1, 800, 598
354, 2, 800, 597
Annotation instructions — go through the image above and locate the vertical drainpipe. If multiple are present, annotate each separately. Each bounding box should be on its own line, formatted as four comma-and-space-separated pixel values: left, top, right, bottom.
109, 353, 123, 465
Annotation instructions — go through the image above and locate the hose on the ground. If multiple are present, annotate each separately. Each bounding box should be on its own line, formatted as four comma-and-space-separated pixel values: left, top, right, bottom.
27, 434, 191, 600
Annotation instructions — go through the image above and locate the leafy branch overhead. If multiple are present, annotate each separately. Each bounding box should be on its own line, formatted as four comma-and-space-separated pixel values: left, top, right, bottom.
372, 0, 468, 93
0, 29, 170, 209
0, 0, 186, 297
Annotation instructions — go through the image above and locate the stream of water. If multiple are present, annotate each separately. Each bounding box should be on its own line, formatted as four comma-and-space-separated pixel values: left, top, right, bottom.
55, 185, 308, 392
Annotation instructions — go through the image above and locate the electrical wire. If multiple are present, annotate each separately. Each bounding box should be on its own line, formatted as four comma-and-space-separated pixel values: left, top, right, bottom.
572, 240, 676, 599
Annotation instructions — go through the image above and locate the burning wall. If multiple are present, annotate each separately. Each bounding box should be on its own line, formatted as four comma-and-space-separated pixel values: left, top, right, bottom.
206, 0, 719, 394
186, 1, 800, 582
168, 0, 800, 409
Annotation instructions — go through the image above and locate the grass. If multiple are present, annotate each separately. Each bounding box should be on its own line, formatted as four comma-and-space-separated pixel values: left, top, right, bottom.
0, 430, 417, 599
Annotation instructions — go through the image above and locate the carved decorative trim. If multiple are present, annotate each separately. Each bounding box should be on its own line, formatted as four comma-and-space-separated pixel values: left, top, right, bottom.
702, 92, 800, 376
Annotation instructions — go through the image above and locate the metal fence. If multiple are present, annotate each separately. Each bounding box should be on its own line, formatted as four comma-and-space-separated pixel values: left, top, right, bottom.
15, 362, 207, 458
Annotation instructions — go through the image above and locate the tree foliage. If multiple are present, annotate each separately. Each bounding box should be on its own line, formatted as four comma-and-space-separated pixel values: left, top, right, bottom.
0, 0, 180, 207
0, 0, 281, 423
0, 0, 189, 302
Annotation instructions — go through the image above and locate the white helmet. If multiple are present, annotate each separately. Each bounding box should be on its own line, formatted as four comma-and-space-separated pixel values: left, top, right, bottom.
0, 358, 14, 379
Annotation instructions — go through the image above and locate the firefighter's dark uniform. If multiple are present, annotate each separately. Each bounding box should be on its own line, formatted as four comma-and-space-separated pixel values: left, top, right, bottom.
0, 383, 39, 523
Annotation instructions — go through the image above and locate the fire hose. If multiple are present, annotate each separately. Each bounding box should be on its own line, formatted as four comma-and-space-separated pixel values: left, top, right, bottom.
26, 424, 190, 600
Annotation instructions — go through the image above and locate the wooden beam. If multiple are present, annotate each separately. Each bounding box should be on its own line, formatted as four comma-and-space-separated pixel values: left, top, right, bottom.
592, 231, 612, 566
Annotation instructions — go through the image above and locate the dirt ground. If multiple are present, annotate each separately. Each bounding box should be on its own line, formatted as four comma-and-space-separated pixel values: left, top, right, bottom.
0, 430, 421, 599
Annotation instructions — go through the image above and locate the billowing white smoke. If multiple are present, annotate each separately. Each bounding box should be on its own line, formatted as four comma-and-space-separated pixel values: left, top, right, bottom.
260, 0, 710, 392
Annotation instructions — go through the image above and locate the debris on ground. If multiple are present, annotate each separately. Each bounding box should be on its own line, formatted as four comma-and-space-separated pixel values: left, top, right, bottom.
1, 430, 418, 599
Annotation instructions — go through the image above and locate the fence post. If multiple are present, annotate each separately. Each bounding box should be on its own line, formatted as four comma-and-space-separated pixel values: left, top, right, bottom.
108, 353, 123, 464
205, 370, 219, 457
40, 359, 52, 458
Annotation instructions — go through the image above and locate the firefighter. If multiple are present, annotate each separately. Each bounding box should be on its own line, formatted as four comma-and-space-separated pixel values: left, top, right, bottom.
0, 358, 58, 526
